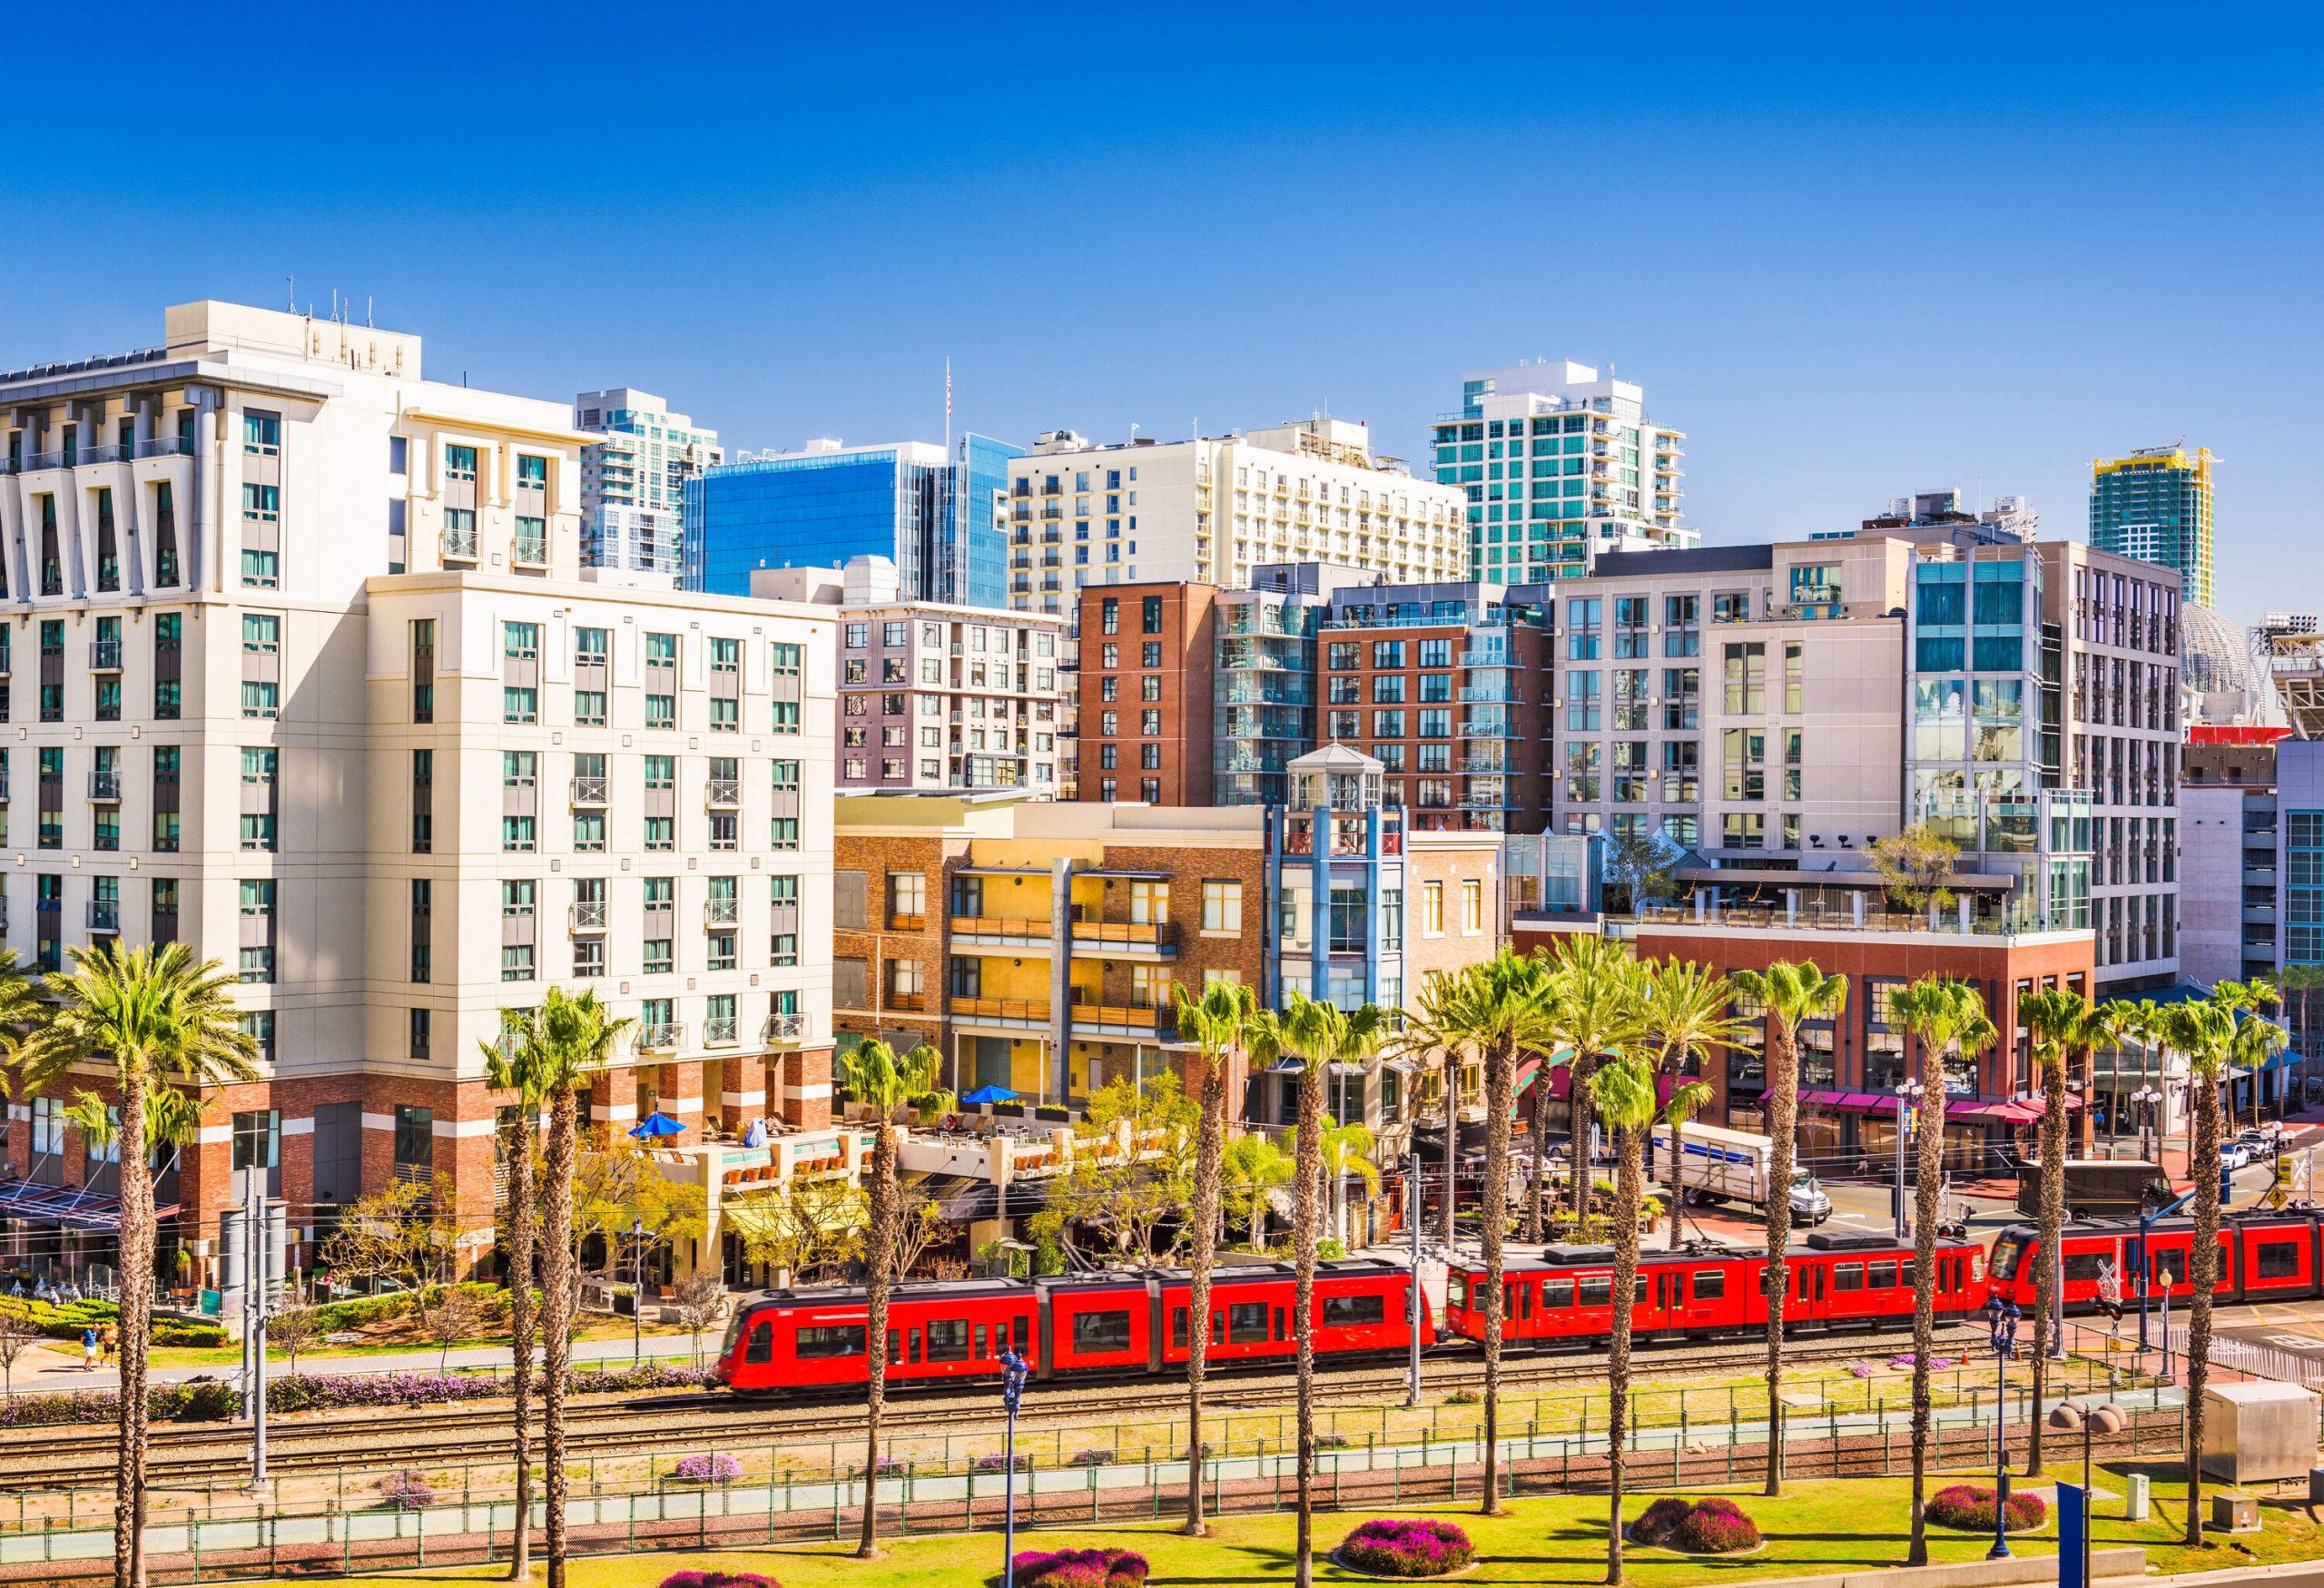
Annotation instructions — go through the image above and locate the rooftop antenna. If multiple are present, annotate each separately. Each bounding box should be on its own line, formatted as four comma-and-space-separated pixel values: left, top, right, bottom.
286, 276, 295, 312
366, 296, 374, 329
330, 288, 339, 321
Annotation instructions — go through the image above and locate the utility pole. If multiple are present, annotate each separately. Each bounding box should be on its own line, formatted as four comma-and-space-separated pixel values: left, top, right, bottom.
1406, 1149, 1423, 1408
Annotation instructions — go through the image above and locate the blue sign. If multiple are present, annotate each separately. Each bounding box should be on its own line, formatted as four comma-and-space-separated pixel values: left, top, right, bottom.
2059, 1483, 2087, 1588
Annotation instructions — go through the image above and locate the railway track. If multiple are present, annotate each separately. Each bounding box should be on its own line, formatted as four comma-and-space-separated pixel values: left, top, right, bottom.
0, 1325, 1978, 1489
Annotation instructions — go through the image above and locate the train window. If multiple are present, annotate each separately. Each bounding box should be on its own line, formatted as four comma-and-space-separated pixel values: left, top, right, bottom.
1323, 1294, 1385, 1327
1866, 1261, 1899, 1290
1212, 1312, 1226, 1346
1578, 1276, 1611, 1307
1472, 1277, 1491, 1309
1692, 1270, 1725, 1301
976, 1324, 990, 1359
1074, 1310, 1135, 1355
1011, 1317, 1028, 1356
796, 1324, 866, 1359
1275, 1307, 1287, 1340
1227, 1302, 1270, 1345
927, 1319, 970, 1361
1545, 1277, 1576, 1309
2257, 1241, 2304, 1280
1832, 1263, 1863, 1292
908, 1330, 922, 1365
744, 1321, 773, 1364
1171, 1307, 1189, 1349
2063, 1252, 2109, 1283
888, 1329, 901, 1362
1636, 1275, 1650, 1306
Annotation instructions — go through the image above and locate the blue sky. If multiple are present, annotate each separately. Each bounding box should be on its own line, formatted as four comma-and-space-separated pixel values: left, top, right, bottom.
6, 1, 2319, 620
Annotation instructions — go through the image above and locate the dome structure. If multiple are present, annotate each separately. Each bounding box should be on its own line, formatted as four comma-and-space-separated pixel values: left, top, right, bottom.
2181, 603, 2260, 697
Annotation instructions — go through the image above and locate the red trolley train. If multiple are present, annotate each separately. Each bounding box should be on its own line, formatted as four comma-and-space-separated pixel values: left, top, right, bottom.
1987, 1208, 2324, 1313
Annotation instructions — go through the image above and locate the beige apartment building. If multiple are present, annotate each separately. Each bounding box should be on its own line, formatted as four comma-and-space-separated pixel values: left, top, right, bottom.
0, 301, 836, 1283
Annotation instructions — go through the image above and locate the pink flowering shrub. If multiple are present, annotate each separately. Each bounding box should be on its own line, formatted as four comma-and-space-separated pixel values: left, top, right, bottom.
1009, 1546, 1150, 1588
1671, 1496, 1761, 1553
659, 1573, 780, 1588
376, 1470, 434, 1512
671, 1453, 743, 1484
1627, 1496, 1696, 1546
1337, 1518, 1476, 1576
1928, 1484, 2045, 1533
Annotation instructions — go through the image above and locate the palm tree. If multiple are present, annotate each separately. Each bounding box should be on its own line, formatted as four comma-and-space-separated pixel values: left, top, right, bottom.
1322, 1112, 1381, 1248
1398, 971, 1477, 1247
1891, 976, 1994, 1566
1278, 993, 1389, 1588
483, 1011, 551, 1581
1588, 1046, 1660, 1585
2150, 992, 2230, 1547
1169, 978, 1256, 1536
1726, 961, 1846, 1496
1549, 936, 1647, 1230
21, 942, 256, 1588
1637, 962, 1747, 1250
2019, 986, 2102, 1474
836, 1038, 952, 1560
527, 987, 629, 1588
2279, 966, 2324, 1120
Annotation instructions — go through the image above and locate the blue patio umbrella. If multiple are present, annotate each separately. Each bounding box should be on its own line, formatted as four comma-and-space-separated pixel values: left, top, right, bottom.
628, 1111, 687, 1139
960, 1085, 1019, 1106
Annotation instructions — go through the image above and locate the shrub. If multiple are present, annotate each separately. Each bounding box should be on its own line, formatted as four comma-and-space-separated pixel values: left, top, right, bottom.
1337, 1518, 1476, 1577
660, 1573, 781, 1588
861, 1456, 906, 1479
974, 1451, 1032, 1474
1316, 1432, 1355, 1450
1671, 1496, 1761, 1553
1009, 1547, 1149, 1588
1068, 1447, 1116, 1467
1927, 1484, 2045, 1533
670, 1453, 743, 1484
377, 1470, 434, 1511
1627, 1496, 1695, 1547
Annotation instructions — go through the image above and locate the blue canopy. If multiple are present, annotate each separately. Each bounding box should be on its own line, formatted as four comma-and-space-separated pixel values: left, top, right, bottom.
628, 1111, 687, 1139
960, 1085, 1019, 1105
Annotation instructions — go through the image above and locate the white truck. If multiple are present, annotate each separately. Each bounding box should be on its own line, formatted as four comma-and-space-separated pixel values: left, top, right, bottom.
1649, 1120, 1831, 1226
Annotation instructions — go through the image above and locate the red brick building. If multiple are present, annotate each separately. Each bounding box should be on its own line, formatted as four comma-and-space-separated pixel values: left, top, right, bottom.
1076, 584, 1220, 806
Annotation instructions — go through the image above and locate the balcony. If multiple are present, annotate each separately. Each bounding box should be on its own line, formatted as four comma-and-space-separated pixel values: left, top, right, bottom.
85, 900, 121, 932
88, 773, 123, 802
1458, 685, 1521, 704
952, 996, 1052, 1029
885, 991, 927, 1012
704, 1016, 739, 1046
1069, 919, 1179, 957
950, 914, 1054, 949
513, 535, 548, 567
1068, 1001, 1169, 1036
570, 776, 608, 805
569, 900, 609, 932
637, 1021, 684, 1052
764, 1011, 810, 1045
705, 777, 741, 807
134, 436, 192, 461
704, 897, 740, 926
888, 912, 927, 932
440, 527, 478, 561
89, 640, 123, 670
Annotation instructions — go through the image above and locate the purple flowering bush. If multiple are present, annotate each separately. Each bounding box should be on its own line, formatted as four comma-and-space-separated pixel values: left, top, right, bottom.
1626, 1496, 1697, 1547
1670, 1497, 1761, 1553
659, 1573, 781, 1588
671, 1453, 743, 1484
268, 1362, 715, 1414
1009, 1547, 1149, 1588
974, 1451, 1033, 1474
377, 1470, 435, 1511
1336, 1518, 1476, 1577
1068, 1447, 1117, 1467
1928, 1484, 2045, 1533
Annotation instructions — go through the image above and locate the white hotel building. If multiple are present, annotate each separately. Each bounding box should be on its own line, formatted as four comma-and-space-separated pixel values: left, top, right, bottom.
0, 301, 835, 1277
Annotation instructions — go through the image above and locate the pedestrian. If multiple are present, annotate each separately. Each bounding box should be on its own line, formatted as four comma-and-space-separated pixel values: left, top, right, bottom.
100, 1325, 118, 1366
79, 1326, 99, 1372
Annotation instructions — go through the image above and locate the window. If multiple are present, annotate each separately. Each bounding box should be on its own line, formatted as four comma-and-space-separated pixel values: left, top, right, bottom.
238, 880, 275, 982
1226, 1301, 1270, 1345
1692, 1269, 1726, 1301
1141, 596, 1162, 633
1321, 1294, 1384, 1327
1202, 880, 1242, 932
231, 1110, 281, 1172
1462, 879, 1483, 932
1072, 1309, 1134, 1354
1422, 881, 1444, 934
924, 1317, 970, 1362
796, 1326, 866, 1359
2257, 1240, 2303, 1280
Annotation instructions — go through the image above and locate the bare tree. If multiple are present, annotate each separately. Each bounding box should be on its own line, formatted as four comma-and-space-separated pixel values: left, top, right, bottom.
319, 1178, 454, 1332
0, 1307, 39, 1400
268, 1294, 320, 1374
668, 1275, 730, 1369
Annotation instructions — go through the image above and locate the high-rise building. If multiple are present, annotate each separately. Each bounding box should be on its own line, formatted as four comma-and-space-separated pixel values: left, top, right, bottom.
573, 388, 721, 577
0, 301, 838, 1283
1433, 360, 1690, 587
754, 557, 1071, 795
2090, 444, 2214, 608
684, 434, 1023, 608
1004, 419, 1465, 614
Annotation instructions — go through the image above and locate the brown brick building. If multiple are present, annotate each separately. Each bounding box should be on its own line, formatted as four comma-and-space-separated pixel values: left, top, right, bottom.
1075, 583, 1220, 806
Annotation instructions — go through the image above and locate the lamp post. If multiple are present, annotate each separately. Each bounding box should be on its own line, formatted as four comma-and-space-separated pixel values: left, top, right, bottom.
999, 1347, 1029, 1582
630, 1217, 645, 1365
1406, 1149, 1423, 1409
1984, 1293, 2021, 1561
2132, 1086, 2161, 1164
1893, 1078, 1924, 1241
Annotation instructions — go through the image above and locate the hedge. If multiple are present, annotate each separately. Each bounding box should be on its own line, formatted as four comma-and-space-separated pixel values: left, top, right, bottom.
0, 1360, 716, 1426
0, 1297, 225, 1349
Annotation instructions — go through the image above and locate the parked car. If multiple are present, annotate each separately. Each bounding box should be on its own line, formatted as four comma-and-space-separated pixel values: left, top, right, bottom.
2220, 1140, 2252, 1172
2236, 1127, 2284, 1159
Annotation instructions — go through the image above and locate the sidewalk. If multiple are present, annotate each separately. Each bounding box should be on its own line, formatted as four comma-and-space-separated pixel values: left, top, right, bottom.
8, 1329, 728, 1395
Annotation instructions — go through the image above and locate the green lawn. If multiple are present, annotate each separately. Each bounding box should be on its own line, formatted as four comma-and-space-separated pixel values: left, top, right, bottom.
281, 1462, 2324, 1586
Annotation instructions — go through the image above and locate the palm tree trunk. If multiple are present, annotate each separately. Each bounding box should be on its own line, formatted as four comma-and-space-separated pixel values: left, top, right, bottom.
2030, 1053, 2067, 1475
1184, 1061, 1227, 1535
1480, 1035, 1512, 1516
507, 1114, 538, 1581
1570, 1054, 1596, 1227
1606, 1122, 1643, 1585
1524, 1080, 1546, 1245
1294, 1063, 1324, 1588
859, 1121, 897, 1560
2078, 1041, 2097, 1159
1443, 1066, 1459, 1246
1761, 1014, 1797, 1498
542, 1087, 577, 1588
2187, 1076, 2221, 1548
1907, 1055, 1945, 1567
1664, 1096, 1684, 1251
116, 1070, 152, 1588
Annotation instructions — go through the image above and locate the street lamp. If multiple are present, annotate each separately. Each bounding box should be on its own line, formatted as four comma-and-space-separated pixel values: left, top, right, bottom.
1984, 1293, 2021, 1561
1893, 1079, 1924, 1241
999, 1348, 1030, 1582
2131, 1086, 2161, 1163
630, 1218, 645, 1365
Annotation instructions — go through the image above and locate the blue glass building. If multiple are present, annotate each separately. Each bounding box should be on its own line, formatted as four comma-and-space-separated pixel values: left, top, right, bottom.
683, 433, 1022, 607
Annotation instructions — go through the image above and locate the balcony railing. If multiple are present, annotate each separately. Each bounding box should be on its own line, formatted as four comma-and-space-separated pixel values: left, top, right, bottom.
704, 777, 741, 807
1071, 920, 1178, 949
89, 640, 123, 670
637, 1022, 684, 1051
704, 898, 740, 926
885, 991, 926, 1011
953, 996, 1052, 1024
513, 535, 548, 566
703, 1016, 739, 1045
441, 527, 479, 560
1068, 1001, 1168, 1033
85, 901, 121, 932
570, 776, 608, 805
764, 1011, 809, 1043
134, 436, 192, 460
570, 900, 609, 931
88, 773, 123, 801
888, 912, 927, 932
950, 915, 1052, 943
